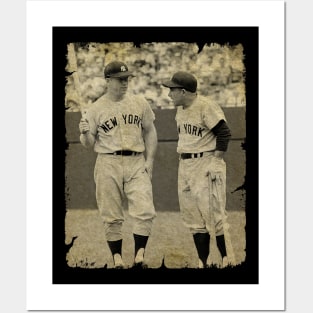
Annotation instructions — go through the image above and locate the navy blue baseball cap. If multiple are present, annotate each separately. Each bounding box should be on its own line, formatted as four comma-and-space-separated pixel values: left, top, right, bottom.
162, 71, 197, 93
104, 61, 134, 78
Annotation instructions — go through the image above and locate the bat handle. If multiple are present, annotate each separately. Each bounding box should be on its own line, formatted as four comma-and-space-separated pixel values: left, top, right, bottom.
81, 105, 88, 119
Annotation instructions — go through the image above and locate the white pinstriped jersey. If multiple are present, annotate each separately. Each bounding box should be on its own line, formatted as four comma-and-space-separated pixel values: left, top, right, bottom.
85, 93, 155, 153
175, 95, 226, 153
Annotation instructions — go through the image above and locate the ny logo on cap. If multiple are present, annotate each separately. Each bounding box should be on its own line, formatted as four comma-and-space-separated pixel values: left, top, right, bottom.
120, 66, 127, 72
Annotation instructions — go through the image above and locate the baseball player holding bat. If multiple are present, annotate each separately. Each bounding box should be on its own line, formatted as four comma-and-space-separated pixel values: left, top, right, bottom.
79, 61, 158, 269
162, 71, 233, 268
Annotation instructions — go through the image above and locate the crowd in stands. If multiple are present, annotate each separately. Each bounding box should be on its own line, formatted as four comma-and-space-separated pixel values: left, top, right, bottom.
65, 42, 246, 112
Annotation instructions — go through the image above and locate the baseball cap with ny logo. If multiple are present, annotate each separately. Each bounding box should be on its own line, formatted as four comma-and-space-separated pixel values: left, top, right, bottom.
104, 61, 134, 78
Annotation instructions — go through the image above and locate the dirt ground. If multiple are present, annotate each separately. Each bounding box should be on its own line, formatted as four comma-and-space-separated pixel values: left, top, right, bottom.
65, 209, 246, 269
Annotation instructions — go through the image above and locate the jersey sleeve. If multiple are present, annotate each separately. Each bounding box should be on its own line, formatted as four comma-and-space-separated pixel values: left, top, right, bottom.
141, 97, 155, 127
202, 98, 226, 130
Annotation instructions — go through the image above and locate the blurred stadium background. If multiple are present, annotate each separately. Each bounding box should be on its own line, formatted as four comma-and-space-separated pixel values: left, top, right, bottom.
65, 42, 246, 112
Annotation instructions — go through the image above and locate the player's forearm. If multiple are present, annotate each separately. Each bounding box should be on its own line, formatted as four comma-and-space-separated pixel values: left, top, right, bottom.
80, 132, 95, 148
143, 125, 158, 164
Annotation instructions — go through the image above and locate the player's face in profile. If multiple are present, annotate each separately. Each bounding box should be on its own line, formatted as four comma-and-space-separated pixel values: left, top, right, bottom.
108, 77, 129, 97
168, 88, 184, 106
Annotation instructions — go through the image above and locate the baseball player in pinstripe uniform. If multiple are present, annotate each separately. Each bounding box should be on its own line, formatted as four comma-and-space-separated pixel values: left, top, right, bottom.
162, 71, 232, 268
79, 61, 158, 269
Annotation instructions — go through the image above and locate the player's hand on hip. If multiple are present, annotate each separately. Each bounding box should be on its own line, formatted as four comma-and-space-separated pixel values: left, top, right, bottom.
79, 118, 90, 134
209, 171, 223, 185
207, 156, 225, 184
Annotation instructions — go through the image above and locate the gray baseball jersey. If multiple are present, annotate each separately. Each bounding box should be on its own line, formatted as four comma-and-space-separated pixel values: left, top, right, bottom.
175, 96, 226, 153
83, 93, 156, 241
176, 95, 227, 236
86, 93, 154, 153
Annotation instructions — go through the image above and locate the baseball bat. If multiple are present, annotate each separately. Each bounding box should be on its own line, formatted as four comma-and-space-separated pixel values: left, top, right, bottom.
214, 179, 236, 266
206, 176, 218, 266
67, 43, 87, 117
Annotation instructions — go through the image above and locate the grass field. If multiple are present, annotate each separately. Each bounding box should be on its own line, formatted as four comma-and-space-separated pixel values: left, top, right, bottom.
65, 209, 246, 269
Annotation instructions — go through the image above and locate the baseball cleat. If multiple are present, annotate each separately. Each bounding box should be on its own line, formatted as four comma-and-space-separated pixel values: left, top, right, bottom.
134, 248, 145, 263
221, 256, 230, 268
133, 248, 147, 268
198, 259, 205, 269
113, 253, 125, 269
205, 256, 214, 268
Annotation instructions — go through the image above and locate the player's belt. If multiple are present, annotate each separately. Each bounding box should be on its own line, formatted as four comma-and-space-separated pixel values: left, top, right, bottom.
180, 152, 204, 159
109, 150, 142, 156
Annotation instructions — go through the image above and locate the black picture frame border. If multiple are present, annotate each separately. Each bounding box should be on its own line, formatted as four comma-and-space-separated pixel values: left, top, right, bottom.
52, 26, 259, 284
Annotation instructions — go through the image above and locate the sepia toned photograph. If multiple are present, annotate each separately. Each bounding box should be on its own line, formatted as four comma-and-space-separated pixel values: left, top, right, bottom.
53, 27, 258, 284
